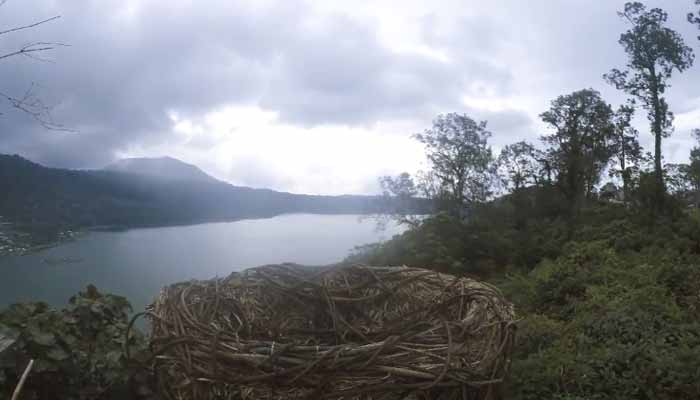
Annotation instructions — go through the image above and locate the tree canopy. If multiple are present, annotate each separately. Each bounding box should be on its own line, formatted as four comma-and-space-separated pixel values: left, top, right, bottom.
414, 113, 496, 216
605, 2, 694, 210
540, 89, 615, 212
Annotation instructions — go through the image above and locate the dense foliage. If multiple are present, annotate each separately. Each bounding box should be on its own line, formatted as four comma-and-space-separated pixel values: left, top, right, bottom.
349, 196, 700, 399
605, 1, 694, 210
362, 4, 700, 397
504, 219, 700, 399
0, 286, 150, 400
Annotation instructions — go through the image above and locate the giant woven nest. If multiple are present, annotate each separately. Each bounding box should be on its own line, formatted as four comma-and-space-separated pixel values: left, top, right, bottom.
148, 264, 516, 400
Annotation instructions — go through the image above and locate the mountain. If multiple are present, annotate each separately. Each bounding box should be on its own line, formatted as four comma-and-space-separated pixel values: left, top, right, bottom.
0, 154, 395, 235
104, 156, 219, 183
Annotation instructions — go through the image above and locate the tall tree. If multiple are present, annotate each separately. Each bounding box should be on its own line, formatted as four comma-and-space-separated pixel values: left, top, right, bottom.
689, 129, 700, 206
414, 113, 495, 217
610, 102, 643, 203
497, 141, 543, 193
540, 89, 615, 212
605, 2, 694, 210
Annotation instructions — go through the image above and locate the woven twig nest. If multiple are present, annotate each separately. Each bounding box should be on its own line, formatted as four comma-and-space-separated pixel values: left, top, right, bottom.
148, 264, 516, 400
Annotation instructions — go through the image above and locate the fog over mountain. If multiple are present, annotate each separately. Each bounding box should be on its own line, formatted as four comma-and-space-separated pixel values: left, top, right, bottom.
0, 154, 402, 233
1, 1, 699, 195
104, 157, 220, 183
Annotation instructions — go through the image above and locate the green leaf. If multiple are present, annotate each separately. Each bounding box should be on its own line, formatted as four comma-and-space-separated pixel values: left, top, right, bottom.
31, 331, 56, 346
105, 351, 122, 365
62, 334, 78, 346
33, 359, 56, 372
46, 347, 70, 361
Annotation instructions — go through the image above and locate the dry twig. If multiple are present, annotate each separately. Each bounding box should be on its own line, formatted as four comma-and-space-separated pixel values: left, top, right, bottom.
11, 359, 34, 400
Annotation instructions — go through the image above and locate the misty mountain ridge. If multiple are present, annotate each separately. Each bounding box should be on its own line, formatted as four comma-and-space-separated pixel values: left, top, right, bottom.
1, 154, 417, 235
104, 156, 219, 183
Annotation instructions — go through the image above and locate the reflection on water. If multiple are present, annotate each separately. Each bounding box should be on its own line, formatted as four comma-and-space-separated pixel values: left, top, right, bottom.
0, 214, 404, 313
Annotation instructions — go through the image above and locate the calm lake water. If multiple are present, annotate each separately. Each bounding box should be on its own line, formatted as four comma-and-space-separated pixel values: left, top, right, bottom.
0, 214, 404, 313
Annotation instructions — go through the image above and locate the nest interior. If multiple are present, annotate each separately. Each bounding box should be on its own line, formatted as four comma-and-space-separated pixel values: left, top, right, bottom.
148, 264, 516, 400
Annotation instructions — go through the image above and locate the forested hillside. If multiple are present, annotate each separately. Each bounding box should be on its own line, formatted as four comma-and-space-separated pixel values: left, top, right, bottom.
349, 3, 700, 398
0, 154, 397, 232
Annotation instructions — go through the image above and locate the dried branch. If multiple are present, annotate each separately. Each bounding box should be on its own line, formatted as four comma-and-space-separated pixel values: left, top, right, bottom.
0, 41, 69, 62
0, 15, 60, 36
0, 83, 74, 131
0, 5, 70, 131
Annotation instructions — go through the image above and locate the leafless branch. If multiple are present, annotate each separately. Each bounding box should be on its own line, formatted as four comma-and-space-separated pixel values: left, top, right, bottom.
0, 41, 68, 61
0, 4, 71, 131
0, 83, 74, 132
0, 15, 60, 36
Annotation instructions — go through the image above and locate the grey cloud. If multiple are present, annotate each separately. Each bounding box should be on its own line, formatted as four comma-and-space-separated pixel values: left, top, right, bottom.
0, 0, 502, 169
478, 109, 537, 148
258, 13, 507, 126
1, 0, 290, 167
227, 155, 296, 191
2, 0, 700, 174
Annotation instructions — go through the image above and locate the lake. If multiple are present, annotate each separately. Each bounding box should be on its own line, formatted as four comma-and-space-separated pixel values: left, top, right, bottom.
0, 214, 404, 313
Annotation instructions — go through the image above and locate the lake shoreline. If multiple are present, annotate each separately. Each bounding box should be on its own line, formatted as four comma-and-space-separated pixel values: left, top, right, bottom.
1, 211, 396, 257
0, 214, 406, 311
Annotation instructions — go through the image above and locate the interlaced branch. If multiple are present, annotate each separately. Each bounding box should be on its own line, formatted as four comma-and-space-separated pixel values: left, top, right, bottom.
147, 264, 516, 400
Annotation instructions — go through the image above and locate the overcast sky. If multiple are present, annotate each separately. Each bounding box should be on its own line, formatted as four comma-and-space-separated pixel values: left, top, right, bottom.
1, 0, 700, 195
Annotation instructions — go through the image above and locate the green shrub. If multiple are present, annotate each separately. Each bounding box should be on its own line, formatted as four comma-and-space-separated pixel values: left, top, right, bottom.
0, 286, 149, 400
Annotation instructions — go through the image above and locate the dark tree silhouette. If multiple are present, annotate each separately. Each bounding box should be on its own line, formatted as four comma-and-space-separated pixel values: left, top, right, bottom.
377, 172, 422, 227
497, 141, 543, 193
540, 89, 615, 213
414, 113, 495, 217
605, 2, 694, 211
610, 102, 643, 203
689, 129, 700, 206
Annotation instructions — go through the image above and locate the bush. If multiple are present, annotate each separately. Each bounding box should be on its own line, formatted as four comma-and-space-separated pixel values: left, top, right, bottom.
350, 189, 700, 399
0, 286, 150, 400
505, 251, 700, 400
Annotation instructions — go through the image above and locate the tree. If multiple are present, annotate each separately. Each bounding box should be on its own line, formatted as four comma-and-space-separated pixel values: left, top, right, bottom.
610, 102, 643, 203
689, 129, 700, 206
497, 141, 543, 193
377, 172, 421, 227
0, 2, 67, 130
414, 113, 495, 217
540, 89, 615, 212
664, 163, 692, 195
689, 0, 700, 39
605, 2, 694, 211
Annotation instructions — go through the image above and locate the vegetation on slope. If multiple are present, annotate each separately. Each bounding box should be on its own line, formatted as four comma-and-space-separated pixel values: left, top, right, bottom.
349, 198, 700, 398
347, 3, 700, 397
0, 286, 150, 400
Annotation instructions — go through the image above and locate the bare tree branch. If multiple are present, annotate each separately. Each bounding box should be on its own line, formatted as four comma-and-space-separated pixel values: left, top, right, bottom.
0, 3, 70, 131
0, 41, 68, 61
0, 83, 74, 132
0, 15, 60, 36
